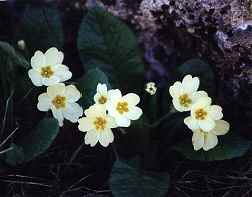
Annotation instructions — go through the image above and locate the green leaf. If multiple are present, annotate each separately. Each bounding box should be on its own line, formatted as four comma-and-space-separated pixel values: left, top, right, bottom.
110, 159, 169, 197
16, 5, 63, 53
0, 41, 30, 100
77, 68, 110, 109
173, 133, 251, 161
77, 7, 144, 92
5, 118, 59, 165
177, 59, 216, 97
5, 143, 24, 166
0, 41, 29, 68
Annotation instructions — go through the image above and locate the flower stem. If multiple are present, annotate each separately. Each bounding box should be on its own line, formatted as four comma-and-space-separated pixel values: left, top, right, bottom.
69, 140, 86, 164
145, 111, 177, 128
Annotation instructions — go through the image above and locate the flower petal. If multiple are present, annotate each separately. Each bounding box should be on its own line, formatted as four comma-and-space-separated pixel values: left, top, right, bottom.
65, 85, 81, 103
31, 51, 45, 69
184, 116, 199, 131
115, 116, 131, 127
182, 75, 199, 93
28, 69, 43, 86
45, 47, 63, 65
107, 102, 119, 117
191, 91, 208, 103
54, 64, 72, 82
192, 97, 212, 110
107, 116, 117, 128
173, 98, 189, 112
208, 105, 223, 120
94, 93, 100, 104
84, 104, 106, 117
211, 120, 230, 136
85, 131, 99, 147
78, 117, 94, 132
123, 93, 140, 106
37, 93, 51, 111
58, 52, 64, 64
42, 76, 61, 86
126, 106, 142, 120
108, 89, 122, 102
98, 129, 114, 147
97, 83, 107, 95
169, 81, 182, 98
52, 107, 64, 127
192, 130, 204, 151
198, 118, 216, 132
47, 83, 65, 99
63, 103, 83, 123
203, 133, 218, 151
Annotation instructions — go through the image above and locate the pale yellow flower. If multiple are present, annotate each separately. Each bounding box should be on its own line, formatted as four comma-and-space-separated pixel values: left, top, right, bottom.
37, 83, 83, 126
191, 120, 230, 151
28, 47, 72, 86
169, 75, 208, 112
94, 83, 109, 106
184, 97, 223, 132
107, 89, 142, 127
78, 104, 117, 147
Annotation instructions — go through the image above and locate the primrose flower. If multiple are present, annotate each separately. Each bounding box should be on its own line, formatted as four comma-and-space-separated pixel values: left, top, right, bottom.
145, 82, 157, 95
107, 89, 142, 127
28, 47, 72, 86
94, 83, 109, 106
191, 120, 230, 151
78, 104, 117, 147
184, 97, 223, 132
169, 75, 208, 112
37, 83, 83, 127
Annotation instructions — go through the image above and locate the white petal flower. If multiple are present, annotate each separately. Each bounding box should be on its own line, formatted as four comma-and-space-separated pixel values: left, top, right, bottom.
184, 97, 223, 132
37, 83, 83, 127
28, 47, 72, 86
169, 75, 208, 112
145, 82, 157, 95
107, 89, 142, 127
191, 120, 230, 151
78, 104, 117, 147
94, 83, 109, 106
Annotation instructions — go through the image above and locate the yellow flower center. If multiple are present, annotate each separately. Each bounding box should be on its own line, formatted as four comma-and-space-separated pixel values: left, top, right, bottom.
195, 108, 207, 120
41, 66, 54, 78
116, 101, 129, 114
179, 94, 192, 107
98, 96, 107, 104
52, 95, 66, 109
94, 117, 107, 131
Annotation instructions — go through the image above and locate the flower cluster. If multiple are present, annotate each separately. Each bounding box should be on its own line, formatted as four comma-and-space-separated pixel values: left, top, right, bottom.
78, 83, 143, 147
28, 47, 83, 126
28, 48, 143, 148
169, 75, 230, 151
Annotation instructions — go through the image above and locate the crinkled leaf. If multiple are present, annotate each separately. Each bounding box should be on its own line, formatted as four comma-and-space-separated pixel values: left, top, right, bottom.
77, 7, 144, 92
110, 159, 169, 197
16, 5, 63, 53
173, 133, 251, 161
5, 118, 59, 165
177, 59, 216, 97
77, 68, 110, 109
